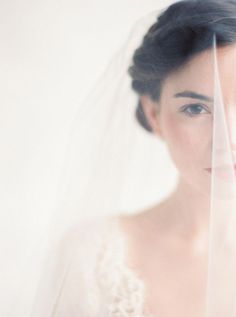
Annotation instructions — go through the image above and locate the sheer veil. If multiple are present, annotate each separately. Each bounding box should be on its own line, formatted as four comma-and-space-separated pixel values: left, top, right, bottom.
3, 0, 236, 316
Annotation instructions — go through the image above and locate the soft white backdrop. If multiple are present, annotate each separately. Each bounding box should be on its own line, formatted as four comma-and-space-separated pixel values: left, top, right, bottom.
0, 1, 175, 315
0, 0, 174, 226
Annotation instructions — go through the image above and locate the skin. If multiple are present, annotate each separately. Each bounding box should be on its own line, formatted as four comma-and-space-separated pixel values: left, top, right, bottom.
118, 45, 236, 316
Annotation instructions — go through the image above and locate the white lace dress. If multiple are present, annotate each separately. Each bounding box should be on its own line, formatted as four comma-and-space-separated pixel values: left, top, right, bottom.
51, 215, 154, 317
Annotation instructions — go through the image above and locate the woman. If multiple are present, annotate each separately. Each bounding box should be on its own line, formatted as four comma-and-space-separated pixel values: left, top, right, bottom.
32, 0, 236, 316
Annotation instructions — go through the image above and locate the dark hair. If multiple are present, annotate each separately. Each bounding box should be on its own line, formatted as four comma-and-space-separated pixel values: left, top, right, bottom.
128, 0, 236, 132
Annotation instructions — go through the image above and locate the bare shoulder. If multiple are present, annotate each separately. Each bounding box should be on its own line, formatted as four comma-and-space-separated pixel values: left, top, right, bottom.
114, 207, 164, 269
56, 216, 112, 264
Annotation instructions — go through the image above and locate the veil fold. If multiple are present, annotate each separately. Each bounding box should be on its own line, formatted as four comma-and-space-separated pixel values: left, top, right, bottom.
205, 38, 236, 317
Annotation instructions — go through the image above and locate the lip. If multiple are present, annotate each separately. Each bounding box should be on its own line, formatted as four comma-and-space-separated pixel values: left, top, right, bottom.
205, 165, 236, 181
206, 164, 236, 171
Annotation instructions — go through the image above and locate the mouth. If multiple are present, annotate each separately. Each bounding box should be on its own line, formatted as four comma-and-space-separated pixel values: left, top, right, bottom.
205, 164, 236, 181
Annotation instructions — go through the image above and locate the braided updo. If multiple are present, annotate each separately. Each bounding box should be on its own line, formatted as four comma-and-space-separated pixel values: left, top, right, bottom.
128, 0, 236, 132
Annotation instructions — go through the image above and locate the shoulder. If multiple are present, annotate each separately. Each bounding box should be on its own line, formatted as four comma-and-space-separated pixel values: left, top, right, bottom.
49, 215, 119, 316
58, 215, 117, 270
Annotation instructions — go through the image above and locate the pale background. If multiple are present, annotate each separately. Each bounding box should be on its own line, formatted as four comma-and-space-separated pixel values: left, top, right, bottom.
0, 1, 176, 315
0, 0, 175, 223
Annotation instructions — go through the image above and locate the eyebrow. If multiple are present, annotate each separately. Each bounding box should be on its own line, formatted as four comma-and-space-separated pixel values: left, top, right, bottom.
174, 90, 213, 103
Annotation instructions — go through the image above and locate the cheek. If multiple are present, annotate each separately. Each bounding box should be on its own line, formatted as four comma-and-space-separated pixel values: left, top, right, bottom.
160, 114, 211, 170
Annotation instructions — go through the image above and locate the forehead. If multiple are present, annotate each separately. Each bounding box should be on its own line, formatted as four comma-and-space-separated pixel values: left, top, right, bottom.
160, 44, 236, 102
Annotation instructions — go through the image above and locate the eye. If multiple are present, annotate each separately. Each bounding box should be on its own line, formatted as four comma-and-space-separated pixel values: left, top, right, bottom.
180, 104, 210, 117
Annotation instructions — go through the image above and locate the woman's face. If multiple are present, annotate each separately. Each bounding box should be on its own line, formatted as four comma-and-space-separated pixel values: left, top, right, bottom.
142, 44, 236, 195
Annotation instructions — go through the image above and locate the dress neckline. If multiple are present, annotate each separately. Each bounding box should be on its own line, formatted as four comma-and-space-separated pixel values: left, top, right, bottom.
104, 214, 155, 317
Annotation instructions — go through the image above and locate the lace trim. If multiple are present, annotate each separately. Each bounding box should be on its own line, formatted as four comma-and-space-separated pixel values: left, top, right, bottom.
95, 216, 154, 317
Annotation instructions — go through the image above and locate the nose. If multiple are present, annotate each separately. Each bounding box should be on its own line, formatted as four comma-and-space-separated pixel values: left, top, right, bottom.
225, 106, 236, 152
212, 103, 236, 165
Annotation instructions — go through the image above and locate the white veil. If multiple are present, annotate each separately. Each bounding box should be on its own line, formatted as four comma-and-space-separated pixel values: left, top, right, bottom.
29, 8, 178, 315
2, 0, 236, 316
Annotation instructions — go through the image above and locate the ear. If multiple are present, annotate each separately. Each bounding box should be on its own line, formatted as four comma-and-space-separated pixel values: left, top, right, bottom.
140, 95, 163, 139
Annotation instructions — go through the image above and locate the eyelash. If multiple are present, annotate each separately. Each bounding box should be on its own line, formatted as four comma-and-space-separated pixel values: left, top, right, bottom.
180, 104, 211, 117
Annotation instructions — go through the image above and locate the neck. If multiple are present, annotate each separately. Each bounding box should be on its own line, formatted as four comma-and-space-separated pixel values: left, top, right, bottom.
171, 177, 210, 234
153, 177, 211, 254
